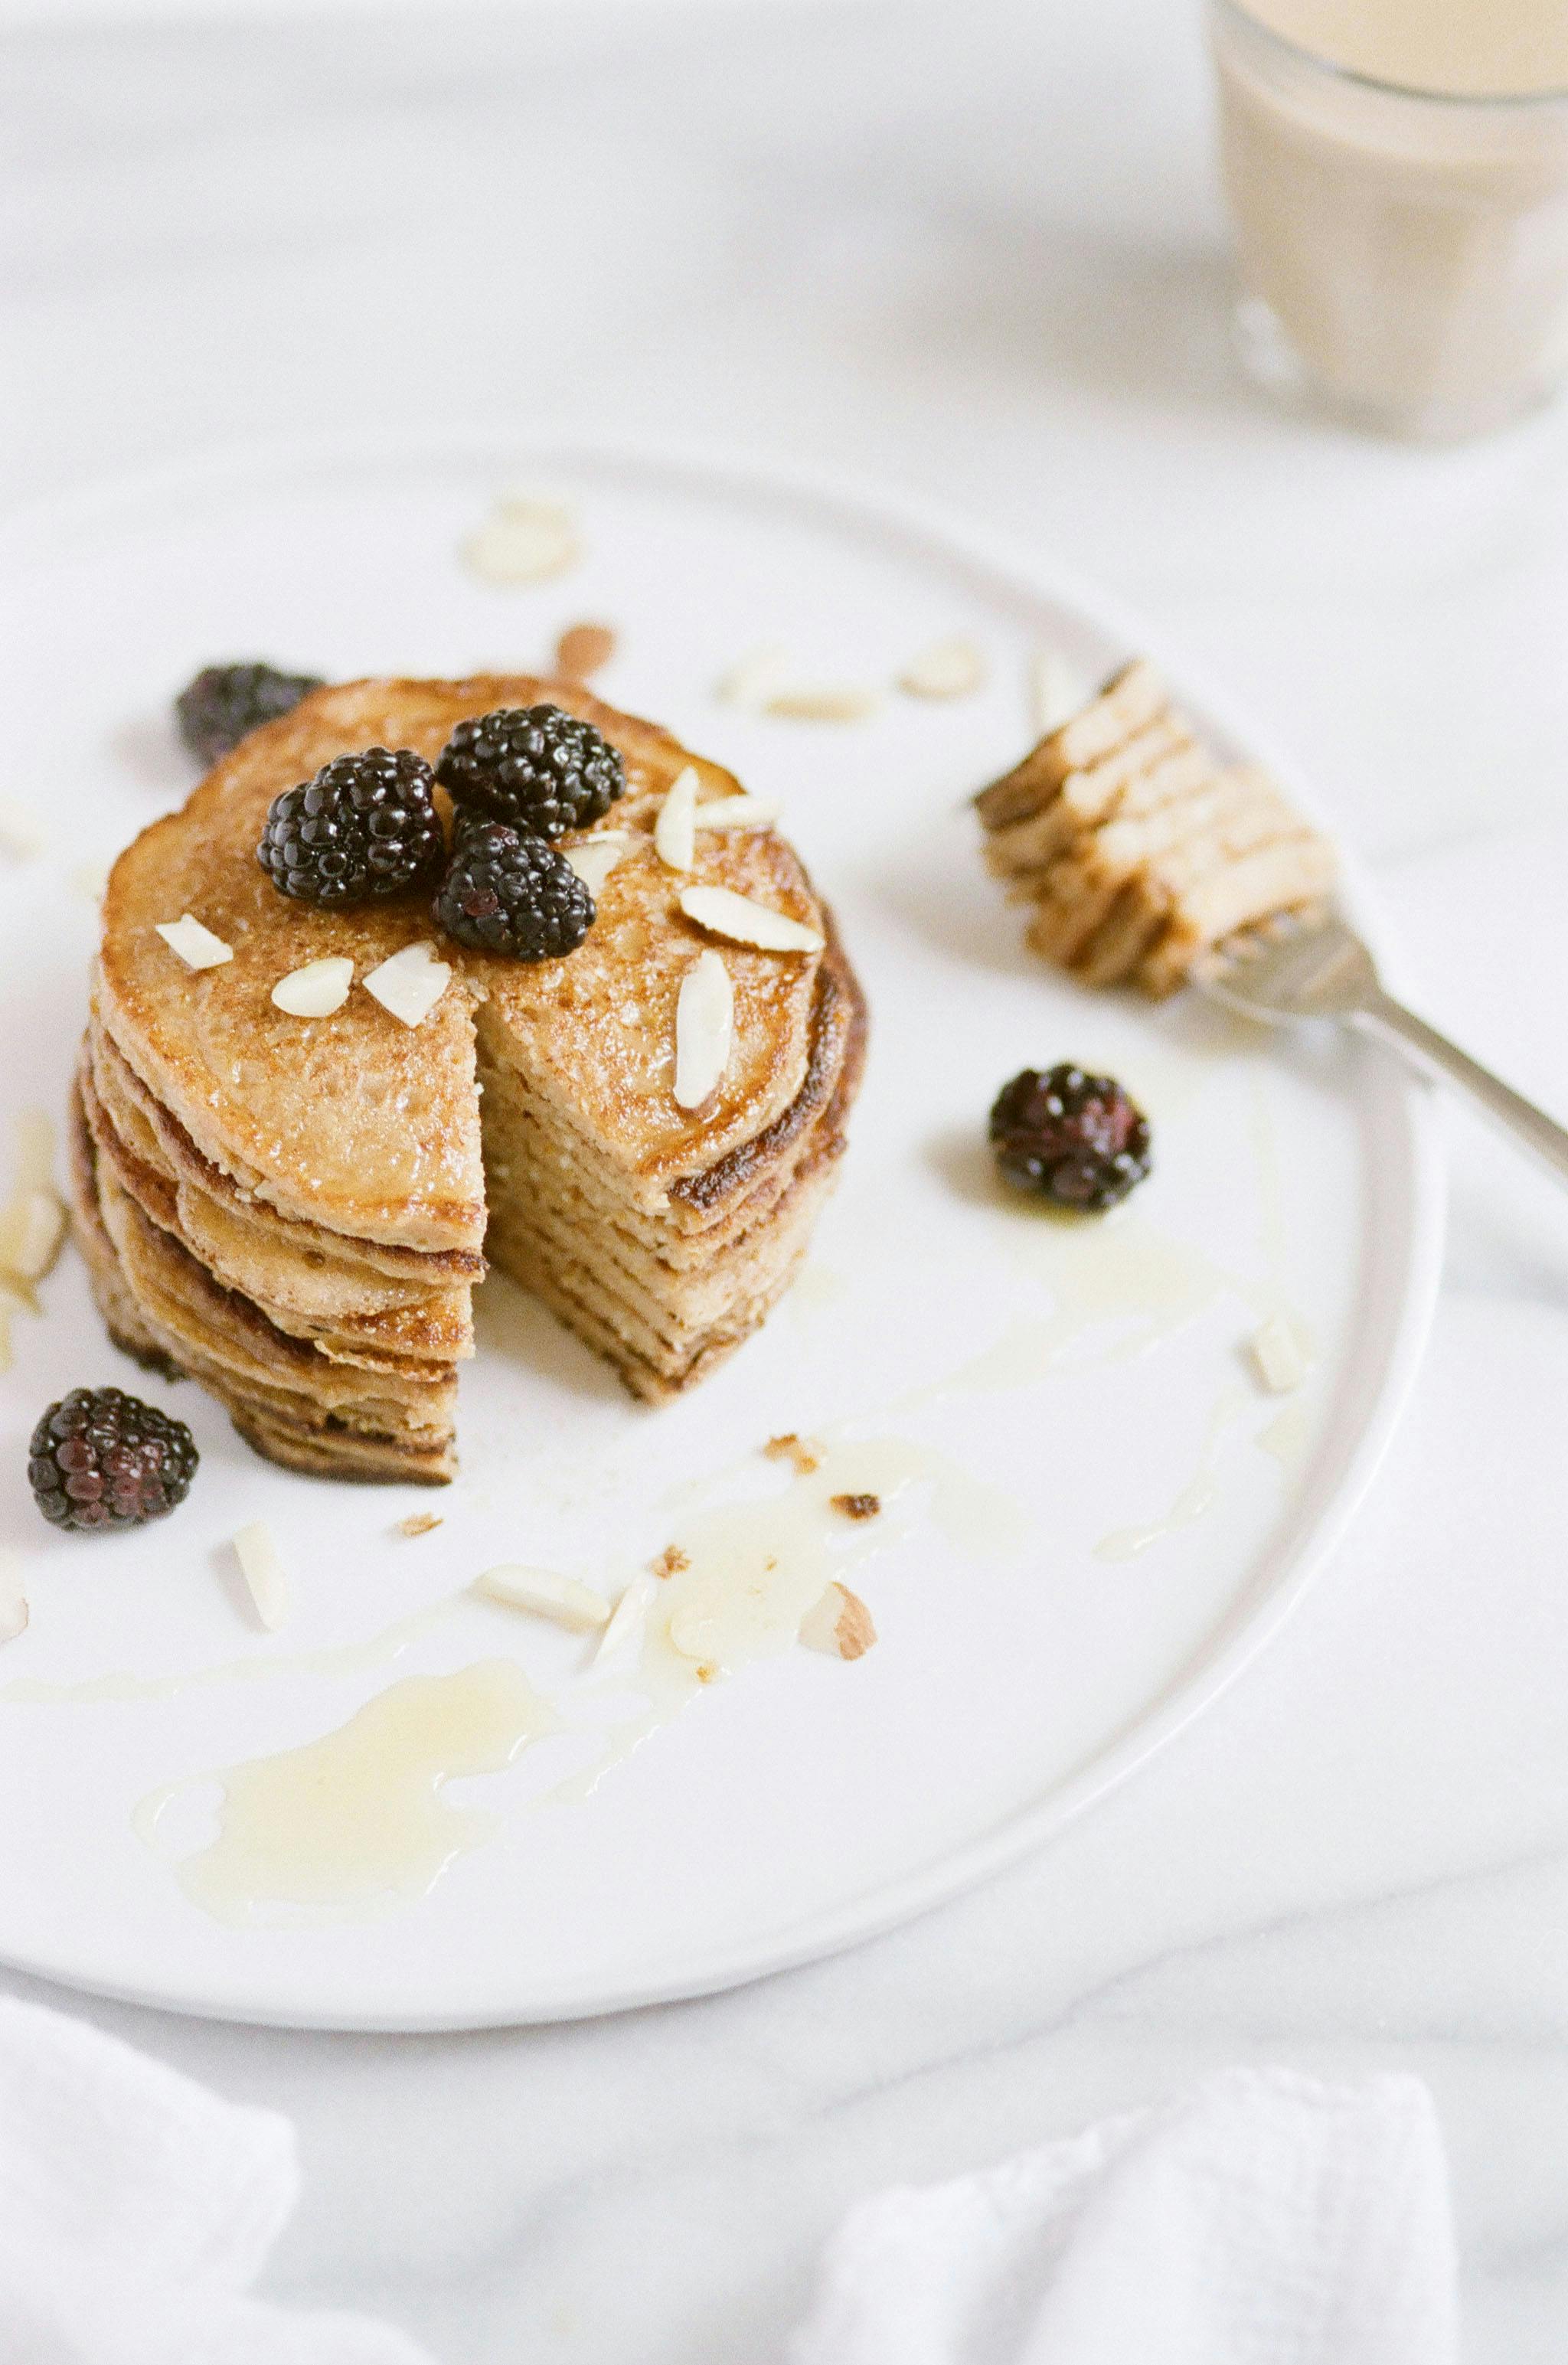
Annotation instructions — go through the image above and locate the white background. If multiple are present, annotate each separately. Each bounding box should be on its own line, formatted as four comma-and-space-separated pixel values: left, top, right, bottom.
4, 2, 1568, 2357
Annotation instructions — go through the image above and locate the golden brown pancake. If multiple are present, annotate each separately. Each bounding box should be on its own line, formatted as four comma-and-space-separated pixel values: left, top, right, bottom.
79, 675, 865, 1480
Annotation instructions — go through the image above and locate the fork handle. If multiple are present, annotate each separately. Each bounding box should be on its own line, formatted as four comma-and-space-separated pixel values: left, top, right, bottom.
1357, 991, 1568, 1187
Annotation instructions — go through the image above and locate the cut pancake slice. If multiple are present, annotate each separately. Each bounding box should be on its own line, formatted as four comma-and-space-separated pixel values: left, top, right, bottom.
82, 671, 865, 1479
977, 661, 1337, 996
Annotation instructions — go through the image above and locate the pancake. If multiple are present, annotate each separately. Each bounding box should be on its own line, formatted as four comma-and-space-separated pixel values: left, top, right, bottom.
976, 661, 1337, 995
81, 675, 866, 1480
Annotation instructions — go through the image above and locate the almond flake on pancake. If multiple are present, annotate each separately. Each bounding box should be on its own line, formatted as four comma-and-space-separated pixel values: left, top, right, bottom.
674, 950, 734, 1109
1030, 648, 1090, 737
232, 1520, 291, 1632
362, 941, 451, 1028
271, 955, 354, 1018
799, 1580, 876, 1660
678, 885, 825, 955
563, 832, 632, 899
155, 914, 233, 971
898, 635, 985, 700
655, 767, 700, 871
473, 1563, 610, 1632
694, 795, 778, 831
0, 1550, 26, 1645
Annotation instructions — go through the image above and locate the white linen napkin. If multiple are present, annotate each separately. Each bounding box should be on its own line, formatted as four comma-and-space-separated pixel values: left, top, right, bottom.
0, 1994, 433, 2365
788, 2066, 1458, 2365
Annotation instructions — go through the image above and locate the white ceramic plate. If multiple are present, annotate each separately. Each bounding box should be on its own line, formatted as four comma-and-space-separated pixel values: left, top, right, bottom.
0, 436, 1442, 2030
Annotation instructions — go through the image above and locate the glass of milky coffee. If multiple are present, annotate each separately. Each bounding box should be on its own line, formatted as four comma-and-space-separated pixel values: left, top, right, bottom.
1208, 0, 1568, 439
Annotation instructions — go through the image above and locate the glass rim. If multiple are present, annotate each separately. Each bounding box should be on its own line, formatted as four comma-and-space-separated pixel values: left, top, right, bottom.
1209, 0, 1568, 110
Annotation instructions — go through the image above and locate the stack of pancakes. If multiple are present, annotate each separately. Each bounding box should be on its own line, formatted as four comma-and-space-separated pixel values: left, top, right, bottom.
976, 660, 1336, 995
74, 675, 864, 1484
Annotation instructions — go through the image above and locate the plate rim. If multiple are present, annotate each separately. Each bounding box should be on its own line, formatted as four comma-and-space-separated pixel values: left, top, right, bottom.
0, 427, 1446, 2029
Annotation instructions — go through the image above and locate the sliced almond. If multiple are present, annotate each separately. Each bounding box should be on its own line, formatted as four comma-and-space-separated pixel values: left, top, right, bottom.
554, 620, 616, 679
674, 950, 733, 1110
1030, 649, 1090, 738
596, 1570, 657, 1663
0, 1190, 65, 1284
717, 642, 795, 712
271, 955, 353, 1018
474, 1563, 610, 1632
1247, 1310, 1312, 1395
898, 635, 986, 701
799, 1582, 876, 1661
762, 684, 882, 724
362, 942, 451, 1028
563, 832, 631, 900
0, 1550, 27, 1645
678, 885, 824, 955
155, 914, 233, 971
463, 495, 580, 585
655, 766, 700, 871
398, 1511, 443, 1538
232, 1521, 290, 1632
694, 795, 779, 831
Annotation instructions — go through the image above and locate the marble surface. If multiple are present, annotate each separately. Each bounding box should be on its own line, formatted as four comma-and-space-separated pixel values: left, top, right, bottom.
5, 2, 1568, 2356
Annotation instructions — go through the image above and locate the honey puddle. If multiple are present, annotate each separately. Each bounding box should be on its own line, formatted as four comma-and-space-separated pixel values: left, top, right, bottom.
1093, 1387, 1249, 1563
135, 1661, 555, 1928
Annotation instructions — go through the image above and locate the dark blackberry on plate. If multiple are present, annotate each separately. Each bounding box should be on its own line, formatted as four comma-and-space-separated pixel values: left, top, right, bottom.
258, 747, 445, 906
28, 1387, 198, 1534
436, 704, 626, 841
989, 1064, 1152, 1211
175, 661, 325, 766
433, 821, 594, 959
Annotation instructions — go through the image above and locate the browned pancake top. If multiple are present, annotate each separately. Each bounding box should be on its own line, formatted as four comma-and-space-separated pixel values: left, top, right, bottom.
97, 676, 831, 1253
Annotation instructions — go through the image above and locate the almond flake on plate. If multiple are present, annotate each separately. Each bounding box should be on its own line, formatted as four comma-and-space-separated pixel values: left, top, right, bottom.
1247, 1310, 1313, 1395
398, 1511, 443, 1537
155, 914, 234, 971
694, 795, 779, 831
799, 1581, 877, 1661
897, 635, 986, 701
232, 1520, 290, 1632
595, 1570, 658, 1663
554, 620, 616, 678
1031, 648, 1090, 737
674, 950, 733, 1110
678, 884, 825, 955
0, 1550, 27, 1645
655, 767, 700, 871
762, 684, 882, 724
717, 642, 795, 712
564, 833, 631, 899
473, 1563, 610, 1632
0, 1190, 65, 1285
462, 494, 580, 586
271, 955, 353, 1018
363, 942, 451, 1027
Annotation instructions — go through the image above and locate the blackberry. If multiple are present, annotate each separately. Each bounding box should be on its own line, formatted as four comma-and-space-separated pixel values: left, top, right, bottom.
175, 661, 325, 766
28, 1387, 198, 1534
433, 821, 594, 959
988, 1064, 1152, 1211
258, 747, 445, 906
435, 704, 625, 841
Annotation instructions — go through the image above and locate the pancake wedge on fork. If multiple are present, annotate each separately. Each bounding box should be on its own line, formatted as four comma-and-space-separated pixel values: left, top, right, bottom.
77, 675, 865, 1482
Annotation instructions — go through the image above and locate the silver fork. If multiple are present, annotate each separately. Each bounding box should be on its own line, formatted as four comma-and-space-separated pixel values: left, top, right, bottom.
1200, 913, 1568, 1185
